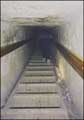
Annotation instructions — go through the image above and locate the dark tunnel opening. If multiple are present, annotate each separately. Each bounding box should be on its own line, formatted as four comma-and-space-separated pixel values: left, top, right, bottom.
23, 25, 61, 66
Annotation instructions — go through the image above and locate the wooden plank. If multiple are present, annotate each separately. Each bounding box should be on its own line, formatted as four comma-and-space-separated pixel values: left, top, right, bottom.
10, 94, 61, 108
1, 108, 69, 119
1, 40, 30, 57
56, 42, 83, 78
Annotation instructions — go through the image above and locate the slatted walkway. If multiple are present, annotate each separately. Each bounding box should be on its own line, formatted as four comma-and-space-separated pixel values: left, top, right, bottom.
1, 53, 69, 119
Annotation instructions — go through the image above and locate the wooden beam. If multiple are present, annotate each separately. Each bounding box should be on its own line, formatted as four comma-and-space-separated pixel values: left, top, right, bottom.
0, 40, 31, 57
55, 42, 83, 78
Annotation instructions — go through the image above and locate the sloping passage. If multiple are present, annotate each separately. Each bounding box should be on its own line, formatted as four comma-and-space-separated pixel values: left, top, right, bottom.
1, 52, 69, 119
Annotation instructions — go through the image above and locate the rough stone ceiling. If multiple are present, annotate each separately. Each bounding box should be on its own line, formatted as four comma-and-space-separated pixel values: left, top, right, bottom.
10, 16, 63, 26
1, 1, 83, 26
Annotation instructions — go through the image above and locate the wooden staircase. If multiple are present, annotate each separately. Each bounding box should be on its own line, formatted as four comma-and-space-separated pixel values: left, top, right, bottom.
1, 54, 69, 119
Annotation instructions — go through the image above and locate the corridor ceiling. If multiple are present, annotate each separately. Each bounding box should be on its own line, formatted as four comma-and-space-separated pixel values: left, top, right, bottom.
1, 1, 83, 26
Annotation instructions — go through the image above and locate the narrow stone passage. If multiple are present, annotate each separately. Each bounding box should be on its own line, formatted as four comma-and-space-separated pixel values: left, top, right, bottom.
1, 52, 69, 119
1, 2, 83, 119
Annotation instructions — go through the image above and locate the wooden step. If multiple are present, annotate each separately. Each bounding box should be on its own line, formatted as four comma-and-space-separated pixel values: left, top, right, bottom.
23, 74, 54, 77
25, 69, 53, 71
27, 65, 52, 67
31, 57, 43, 59
28, 62, 51, 65
20, 76, 56, 83
29, 60, 44, 63
1, 108, 69, 119
23, 71, 54, 76
16, 83, 59, 93
26, 66, 53, 70
9, 94, 61, 108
